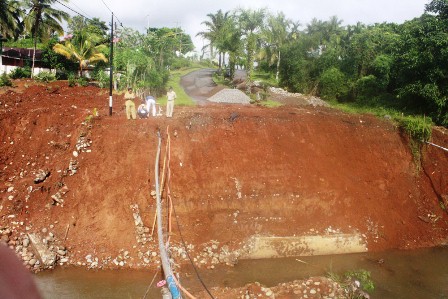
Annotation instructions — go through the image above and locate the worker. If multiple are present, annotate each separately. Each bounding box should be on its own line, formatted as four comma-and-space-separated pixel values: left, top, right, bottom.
166, 87, 177, 118
145, 95, 157, 117
124, 87, 136, 120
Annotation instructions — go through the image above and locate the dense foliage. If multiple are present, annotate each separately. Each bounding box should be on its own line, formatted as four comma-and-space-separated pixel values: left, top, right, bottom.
1, 0, 194, 92
199, 1, 448, 126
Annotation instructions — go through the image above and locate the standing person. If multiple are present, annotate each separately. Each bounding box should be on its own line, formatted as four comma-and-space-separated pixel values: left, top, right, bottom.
166, 87, 177, 118
124, 87, 137, 120
145, 95, 157, 117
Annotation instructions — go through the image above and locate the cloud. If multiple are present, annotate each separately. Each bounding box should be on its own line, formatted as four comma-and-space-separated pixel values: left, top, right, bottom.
58, 0, 428, 51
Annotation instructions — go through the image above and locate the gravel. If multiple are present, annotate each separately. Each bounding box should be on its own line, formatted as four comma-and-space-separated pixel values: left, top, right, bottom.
207, 89, 251, 104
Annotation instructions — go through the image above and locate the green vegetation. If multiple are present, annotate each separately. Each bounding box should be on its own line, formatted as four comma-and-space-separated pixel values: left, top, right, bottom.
198, 2, 448, 127
327, 269, 374, 298
34, 71, 56, 83
0, 73, 13, 87
158, 68, 199, 106
9, 66, 32, 79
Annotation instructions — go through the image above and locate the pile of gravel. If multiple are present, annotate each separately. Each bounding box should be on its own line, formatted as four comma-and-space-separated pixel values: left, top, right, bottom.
207, 89, 251, 104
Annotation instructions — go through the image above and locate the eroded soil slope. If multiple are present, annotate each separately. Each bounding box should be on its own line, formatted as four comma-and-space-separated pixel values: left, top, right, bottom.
1, 80, 447, 271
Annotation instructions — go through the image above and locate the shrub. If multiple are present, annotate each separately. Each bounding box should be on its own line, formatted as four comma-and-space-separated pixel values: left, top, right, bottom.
171, 57, 192, 70
68, 73, 76, 87
9, 66, 31, 79
355, 75, 381, 102
34, 71, 56, 83
319, 67, 349, 101
0, 73, 13, 87
396, 115, 432, 142
77, 77, 89, 87
93, 70, 109, 88
327, 269, 374, 299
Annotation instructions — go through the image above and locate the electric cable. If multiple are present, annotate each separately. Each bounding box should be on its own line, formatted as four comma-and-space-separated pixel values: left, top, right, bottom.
100, 0, 124, 28
170, 194, 215, 299
142, 269, 159, 299
164, 128, 215, 299
54, 0, 93, 22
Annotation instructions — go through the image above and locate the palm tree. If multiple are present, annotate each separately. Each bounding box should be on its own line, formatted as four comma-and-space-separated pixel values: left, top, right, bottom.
23, 0, 69, 77
262, 12, 291, 81
53, 31, 108, 77
0, 0, 24, 39
237, 8, 266, 93
197, 9, 230, 68
221, 14, 243, 79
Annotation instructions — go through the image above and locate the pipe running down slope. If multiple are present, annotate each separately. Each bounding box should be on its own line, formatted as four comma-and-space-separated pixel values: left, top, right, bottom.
155, 130, 181, 299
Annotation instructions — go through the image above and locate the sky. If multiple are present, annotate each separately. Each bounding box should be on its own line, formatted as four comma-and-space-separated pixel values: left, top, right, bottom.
55, 0, 430, 53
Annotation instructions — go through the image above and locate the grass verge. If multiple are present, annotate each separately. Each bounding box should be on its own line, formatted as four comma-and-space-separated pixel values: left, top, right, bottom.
158, 67, 201, 106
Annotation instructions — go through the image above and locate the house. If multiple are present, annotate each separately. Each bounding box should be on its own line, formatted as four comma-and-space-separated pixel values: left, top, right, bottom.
0, 47, 52, 75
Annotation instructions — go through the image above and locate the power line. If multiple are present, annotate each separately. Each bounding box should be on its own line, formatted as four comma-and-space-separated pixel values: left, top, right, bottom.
54, 0, 94, 23
100, 0, 124, 28
70, 0, 93, 19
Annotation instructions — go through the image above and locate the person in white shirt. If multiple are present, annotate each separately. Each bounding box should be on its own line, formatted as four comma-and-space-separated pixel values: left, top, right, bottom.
145, 95, 157, 117
166, 87, 177, 118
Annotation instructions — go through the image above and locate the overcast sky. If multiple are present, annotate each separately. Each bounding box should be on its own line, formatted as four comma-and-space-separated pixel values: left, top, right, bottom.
55, 0, 429, 52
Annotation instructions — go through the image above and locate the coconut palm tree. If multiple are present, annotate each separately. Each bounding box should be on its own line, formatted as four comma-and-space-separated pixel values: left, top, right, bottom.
23, 0, 69, 77
197, 9, 230, 68
221, 14, 243, 80
53, 31, 108, 77
237, 8, 266, 93
261, 12, 291, 81
0, 0, 24, 39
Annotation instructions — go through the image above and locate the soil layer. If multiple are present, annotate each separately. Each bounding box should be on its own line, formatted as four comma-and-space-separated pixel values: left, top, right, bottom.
1, 80, 448, 276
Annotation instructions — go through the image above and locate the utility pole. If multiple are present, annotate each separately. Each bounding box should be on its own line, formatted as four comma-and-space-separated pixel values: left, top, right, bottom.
108, 13, 114, 116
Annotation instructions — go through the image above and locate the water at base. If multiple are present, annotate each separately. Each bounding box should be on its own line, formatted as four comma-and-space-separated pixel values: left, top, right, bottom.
35, 247, 448, 299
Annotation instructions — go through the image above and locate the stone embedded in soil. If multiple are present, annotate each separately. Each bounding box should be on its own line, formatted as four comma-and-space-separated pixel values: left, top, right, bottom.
34, 169, 50, 184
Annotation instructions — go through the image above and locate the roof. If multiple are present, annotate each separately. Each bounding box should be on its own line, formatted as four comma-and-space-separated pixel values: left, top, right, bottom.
1, 47, 43, 60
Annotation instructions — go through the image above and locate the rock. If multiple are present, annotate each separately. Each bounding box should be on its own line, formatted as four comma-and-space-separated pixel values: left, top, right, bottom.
7, 186, 14, 192
57, 250, 66, 256
29, 259, 37, 266
60, 258, 69, 263
34, 170, 50, 184
2, 229, 12, 236
27, 233, 56, 267
73, 151, 79, 157
23, 238, 30, 248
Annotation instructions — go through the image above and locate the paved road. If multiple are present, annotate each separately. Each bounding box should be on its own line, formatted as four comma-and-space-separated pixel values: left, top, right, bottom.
180, 68, 246, 105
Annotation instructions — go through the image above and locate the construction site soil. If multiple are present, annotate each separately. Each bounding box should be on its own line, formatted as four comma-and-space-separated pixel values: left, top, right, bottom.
1, 78, 448, 297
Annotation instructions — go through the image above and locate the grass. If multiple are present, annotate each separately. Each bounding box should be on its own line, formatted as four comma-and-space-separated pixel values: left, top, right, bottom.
328, 100, 432, 139
252, 70, 279, 87
259, 99, 283, 107
158, 67, 201, 106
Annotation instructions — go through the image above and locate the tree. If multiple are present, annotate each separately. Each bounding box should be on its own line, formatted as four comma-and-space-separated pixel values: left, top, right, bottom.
0, 0, 24, 39
221, 14, 243, 79
237, 8, 266, 93
53, 32, 108, 77
261, 12, 291, 81
197, 9, 231, 68
425, 0, 448, 19
68, 16, 109, 43
23, 0, 69, 77
394, 15, 448, 125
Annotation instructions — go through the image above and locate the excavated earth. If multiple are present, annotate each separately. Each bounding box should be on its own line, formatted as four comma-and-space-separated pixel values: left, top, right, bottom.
1, 78, 448, 297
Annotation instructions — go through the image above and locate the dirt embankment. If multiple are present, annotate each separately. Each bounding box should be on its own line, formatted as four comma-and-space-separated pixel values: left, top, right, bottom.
0, 80, 447, 276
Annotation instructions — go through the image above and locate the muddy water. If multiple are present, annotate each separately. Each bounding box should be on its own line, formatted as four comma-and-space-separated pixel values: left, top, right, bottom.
35, 247, 448, 299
